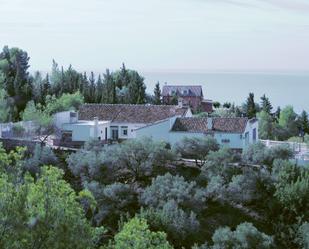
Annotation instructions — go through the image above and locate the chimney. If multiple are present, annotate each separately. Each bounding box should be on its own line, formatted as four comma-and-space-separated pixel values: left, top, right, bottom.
178, 97, 183, 108
207, 118, 213, 130
93, 117, 99, 138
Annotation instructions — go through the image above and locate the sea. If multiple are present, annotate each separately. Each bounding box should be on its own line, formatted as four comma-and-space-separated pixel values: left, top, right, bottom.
142, 71, 309, 113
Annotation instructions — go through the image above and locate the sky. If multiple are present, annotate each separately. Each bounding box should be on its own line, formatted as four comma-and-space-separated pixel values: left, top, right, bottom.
1, 0, 309, 72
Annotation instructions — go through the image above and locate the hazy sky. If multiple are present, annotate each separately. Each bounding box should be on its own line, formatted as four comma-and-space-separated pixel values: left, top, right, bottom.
1, 0, 309, 72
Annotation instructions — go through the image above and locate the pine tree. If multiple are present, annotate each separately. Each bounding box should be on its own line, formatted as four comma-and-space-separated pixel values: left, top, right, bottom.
245, 93, 257, 119
275, 106, 281, 122
0, 46, 33, 120
153, 82, 161, 105
260, 94, 273, 114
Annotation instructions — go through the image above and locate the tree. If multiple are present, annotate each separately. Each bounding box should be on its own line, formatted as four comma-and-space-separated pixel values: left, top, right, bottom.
85, 182, 138, 228
245, 93, 257, 119
297, 222, 309, 249
0, 46, 33, 120
242, 142, 293, 168
222, 102, 231, 109
175, 136, 219, 167
88, 71, 96, 102
23, 144, 58, 176
44, 91, 84, 115
104, 137, 175, 182
140, 173, 206, 210
0, 166, 100, 249
257, 111, 275, 140
274, 164, 309, 222
0, 89, 9, 122
96, 74, 103, 103
140, 200, 199, 248
103, 69, 116, 104
201, 148, 238, 182
22, 101, 54, 144
213, 101, 221, 109
260, 94, 273, 114
279, 105, 298, 138
209, 222, 273, 249
107, 217, 173, 249
128, 71, 146, 104
299, 110, 309, 134
153, 82, 161, 105
275, 106, 281, 122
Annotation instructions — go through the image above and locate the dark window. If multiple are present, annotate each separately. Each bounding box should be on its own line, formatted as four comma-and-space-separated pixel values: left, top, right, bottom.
121, 126, 128, 136
253, 128, 257, 141
111, 126, 119, 140
221, 139, 230, 143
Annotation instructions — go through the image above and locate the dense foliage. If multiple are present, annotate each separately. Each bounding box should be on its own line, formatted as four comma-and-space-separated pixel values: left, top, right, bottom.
0, 127, 308, 249
0, 47, 152, 122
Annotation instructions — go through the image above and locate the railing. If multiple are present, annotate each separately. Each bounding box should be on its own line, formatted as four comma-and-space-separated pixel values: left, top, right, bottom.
260, 139, 309, 163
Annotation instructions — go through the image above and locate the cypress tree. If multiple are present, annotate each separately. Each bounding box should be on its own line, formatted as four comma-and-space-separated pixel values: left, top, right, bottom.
88, 72, 96, 103
300, 110, 309, 134
95, 75, 103, 103
153, 82, 161, 105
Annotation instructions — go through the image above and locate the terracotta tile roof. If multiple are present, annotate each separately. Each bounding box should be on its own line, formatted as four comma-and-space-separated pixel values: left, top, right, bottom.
78, 104, 188, 124
172, 117, 249, 133
162, 85, 203, 97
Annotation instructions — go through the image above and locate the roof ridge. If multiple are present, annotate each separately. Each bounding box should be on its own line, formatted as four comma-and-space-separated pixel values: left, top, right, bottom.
83, 103, 181, 108
163, 85, 202, 87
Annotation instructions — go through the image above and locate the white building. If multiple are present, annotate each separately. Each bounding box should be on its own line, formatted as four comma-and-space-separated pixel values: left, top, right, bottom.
136, 117, 258, 151
56, 104, 258, 151
57, 104, 192, 145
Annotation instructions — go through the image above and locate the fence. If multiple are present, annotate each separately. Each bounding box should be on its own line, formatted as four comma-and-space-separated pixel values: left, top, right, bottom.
0, 121, 38, 139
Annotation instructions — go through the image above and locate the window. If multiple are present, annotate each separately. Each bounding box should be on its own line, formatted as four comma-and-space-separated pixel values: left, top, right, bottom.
70, 112, 77, 117
221, 139, 230, 143
121, 126, 128, 136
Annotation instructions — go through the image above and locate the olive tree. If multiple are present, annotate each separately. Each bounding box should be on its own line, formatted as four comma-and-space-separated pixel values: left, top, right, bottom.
140, 173, 207, 211
175, 136, 219, 167
195, 222, 273, 249
104, 137, 176, 183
